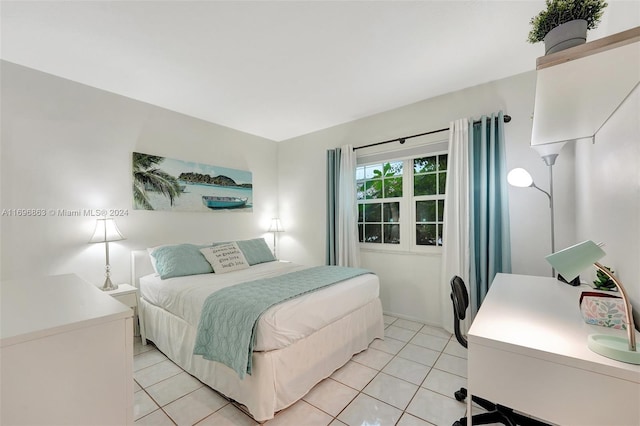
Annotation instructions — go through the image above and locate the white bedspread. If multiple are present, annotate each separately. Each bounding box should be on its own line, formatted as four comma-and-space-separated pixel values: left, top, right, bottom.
139, 261, 379, 351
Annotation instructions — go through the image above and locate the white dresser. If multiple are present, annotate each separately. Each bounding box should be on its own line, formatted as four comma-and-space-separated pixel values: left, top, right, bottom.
1, 274, 134, 425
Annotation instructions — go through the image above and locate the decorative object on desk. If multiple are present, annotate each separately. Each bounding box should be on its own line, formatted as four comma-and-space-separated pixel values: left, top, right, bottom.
268, 217, 284, 259
89, 217, 125, 291
508, 141, 566, 277
593, 265, 617, 291
558, 273, 581, 286
546, 240, 639, 364
527, 0, 608, 55
580, 291, 626, 330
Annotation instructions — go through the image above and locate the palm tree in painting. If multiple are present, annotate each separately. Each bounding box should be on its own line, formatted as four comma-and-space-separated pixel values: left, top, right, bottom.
132, 153, 182, 210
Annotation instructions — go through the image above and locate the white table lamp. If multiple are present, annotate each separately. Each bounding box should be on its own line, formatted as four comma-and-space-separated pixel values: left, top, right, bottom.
268, 218, 284, 259
89, 218, 125, 291
546, 240, 639, 364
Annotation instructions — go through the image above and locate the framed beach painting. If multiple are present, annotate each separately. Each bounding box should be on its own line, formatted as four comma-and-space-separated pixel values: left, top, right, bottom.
132, 152, 253, 212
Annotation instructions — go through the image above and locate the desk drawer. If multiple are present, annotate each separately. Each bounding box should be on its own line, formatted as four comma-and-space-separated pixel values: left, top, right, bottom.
468, 343, 639, 426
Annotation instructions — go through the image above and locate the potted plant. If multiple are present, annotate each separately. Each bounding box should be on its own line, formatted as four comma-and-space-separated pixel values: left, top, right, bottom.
593, 265, 617, 291
527, 0, 608, 55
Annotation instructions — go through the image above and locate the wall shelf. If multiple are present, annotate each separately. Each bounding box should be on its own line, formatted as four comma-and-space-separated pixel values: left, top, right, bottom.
531, 26, 640, 147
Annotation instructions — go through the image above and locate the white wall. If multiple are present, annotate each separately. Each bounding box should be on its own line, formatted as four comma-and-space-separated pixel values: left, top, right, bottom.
278, 71, 576, 325
1, 61, 279, 287
574, 85, 640, 326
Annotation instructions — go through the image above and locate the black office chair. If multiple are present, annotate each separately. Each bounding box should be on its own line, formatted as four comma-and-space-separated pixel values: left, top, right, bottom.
450, 276, 550, 426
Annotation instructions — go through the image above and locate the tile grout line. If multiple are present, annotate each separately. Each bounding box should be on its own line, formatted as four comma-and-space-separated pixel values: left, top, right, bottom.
133, 317, 466, 425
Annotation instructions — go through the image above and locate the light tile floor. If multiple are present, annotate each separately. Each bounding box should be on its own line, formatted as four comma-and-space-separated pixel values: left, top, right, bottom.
133, 315, 476, 426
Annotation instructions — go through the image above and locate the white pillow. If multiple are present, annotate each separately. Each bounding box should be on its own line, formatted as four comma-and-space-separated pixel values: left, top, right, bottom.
200, 242, 250, 274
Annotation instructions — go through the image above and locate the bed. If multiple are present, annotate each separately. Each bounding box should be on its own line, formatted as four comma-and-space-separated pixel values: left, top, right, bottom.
131, 240, 384, 422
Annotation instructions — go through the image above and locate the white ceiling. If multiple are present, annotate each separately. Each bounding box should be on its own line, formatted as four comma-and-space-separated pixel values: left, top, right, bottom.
1, 1, 638, 141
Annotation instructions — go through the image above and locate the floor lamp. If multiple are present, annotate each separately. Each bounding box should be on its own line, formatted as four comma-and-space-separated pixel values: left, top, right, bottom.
508, 142, 566, 277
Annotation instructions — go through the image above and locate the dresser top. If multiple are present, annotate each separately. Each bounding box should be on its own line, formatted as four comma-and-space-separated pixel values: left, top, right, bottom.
1, 274, 132, 347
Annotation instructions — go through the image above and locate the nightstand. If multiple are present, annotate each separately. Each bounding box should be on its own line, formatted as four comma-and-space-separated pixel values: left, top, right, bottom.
106, 284, 140, 336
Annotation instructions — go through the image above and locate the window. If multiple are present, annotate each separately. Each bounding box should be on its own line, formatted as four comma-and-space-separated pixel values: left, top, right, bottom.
414, 154, 447, 246
356, 152, 447, 250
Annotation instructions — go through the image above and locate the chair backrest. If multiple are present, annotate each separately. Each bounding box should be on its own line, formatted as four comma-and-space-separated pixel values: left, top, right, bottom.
450, 275, 469, 348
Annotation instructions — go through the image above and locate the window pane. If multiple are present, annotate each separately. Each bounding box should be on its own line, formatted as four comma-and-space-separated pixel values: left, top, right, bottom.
364, 203, 381, 222
438, 172, 447, 194
356, 182, 365, 200
416, 200, 436, 222
383, 202, 400, 222
414, 156, 436, 173
358, 204, 364, 222
414, 174, 437, 196
364, 224, 381, 243
358, 224, 364, 242
365, 180, 381, 199
385, 161, 403, 177
384, 224, 400, 244
438, 154, 448, 171
416, 224, 437, 245
437, 200, 445, 222
438, 224, 443, 246
365, 164, 382, 179
383, 177, 403, 198
356, 167, 365, 180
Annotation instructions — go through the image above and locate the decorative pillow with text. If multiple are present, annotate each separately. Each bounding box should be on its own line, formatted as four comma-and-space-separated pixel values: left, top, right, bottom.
200, 242, 250, 274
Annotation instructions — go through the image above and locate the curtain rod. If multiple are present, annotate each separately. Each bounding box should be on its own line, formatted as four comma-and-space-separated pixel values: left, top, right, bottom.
353, 114, 511, 151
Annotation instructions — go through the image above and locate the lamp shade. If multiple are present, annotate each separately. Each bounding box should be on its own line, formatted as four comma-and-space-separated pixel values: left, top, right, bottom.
545, 240, 605, 282
268, 218, 284, 233
532, 141, 567, 158
507, 168, 534, 187
89, 218, 125, 243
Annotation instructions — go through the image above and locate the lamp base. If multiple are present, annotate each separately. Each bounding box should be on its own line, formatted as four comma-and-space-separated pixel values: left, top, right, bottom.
101, 276, 119, 292
588, 334, 640, 364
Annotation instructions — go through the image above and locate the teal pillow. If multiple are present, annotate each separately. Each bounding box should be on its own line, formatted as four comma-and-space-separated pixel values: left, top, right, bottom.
214, 238, 276, 265
151, 244, 213, 279
236, 238, 276, 265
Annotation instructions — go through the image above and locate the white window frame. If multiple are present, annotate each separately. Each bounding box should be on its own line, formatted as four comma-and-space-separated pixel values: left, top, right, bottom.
356, 146, 448, 255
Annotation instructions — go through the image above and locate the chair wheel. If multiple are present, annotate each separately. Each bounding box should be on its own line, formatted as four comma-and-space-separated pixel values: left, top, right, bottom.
452, 421, 464, 426
454, 390, 466, 401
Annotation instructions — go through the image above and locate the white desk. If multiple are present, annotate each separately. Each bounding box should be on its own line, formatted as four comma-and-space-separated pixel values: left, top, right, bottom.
468, 273, 640, 426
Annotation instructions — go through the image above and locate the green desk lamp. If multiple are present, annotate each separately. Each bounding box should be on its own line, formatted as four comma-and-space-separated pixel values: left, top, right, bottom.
546, 240, 639, 364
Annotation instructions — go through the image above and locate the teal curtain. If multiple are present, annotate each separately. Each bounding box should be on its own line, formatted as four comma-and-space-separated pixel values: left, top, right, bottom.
468, 112, 511, 316
326, 148, 341, 265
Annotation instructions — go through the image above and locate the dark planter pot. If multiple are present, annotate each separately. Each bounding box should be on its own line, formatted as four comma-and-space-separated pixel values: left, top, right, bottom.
544, 19, 588, 55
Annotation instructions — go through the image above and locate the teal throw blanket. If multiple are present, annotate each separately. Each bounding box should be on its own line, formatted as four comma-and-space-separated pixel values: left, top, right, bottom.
193, 265, 371, 378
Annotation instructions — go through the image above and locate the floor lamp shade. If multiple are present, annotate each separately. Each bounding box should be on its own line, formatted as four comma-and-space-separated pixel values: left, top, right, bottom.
89, 218, 125, 291
507, 168, 534, 187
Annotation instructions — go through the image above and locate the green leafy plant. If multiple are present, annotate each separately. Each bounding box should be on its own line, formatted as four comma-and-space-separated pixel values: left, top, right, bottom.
527, 0, 608, 43
593, 266, 617, 291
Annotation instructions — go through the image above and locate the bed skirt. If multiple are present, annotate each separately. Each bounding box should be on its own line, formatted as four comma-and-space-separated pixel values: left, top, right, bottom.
140, 297, 384, 421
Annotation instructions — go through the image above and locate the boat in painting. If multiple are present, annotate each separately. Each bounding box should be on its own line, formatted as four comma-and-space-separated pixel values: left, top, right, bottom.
202, 195, 248, 209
